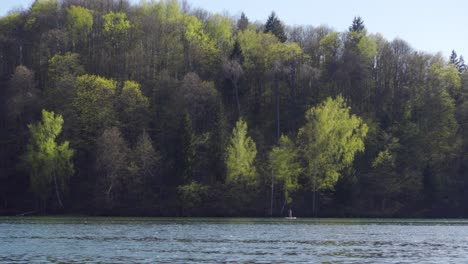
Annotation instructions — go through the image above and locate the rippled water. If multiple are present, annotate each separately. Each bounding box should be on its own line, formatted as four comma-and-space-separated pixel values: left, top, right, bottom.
1, 217, 468, 263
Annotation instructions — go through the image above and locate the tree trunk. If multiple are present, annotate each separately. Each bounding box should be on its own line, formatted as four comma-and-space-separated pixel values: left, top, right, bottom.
312, 170, 317, 217
54, 175, 64, 208
275, 78, 280, 142
106, 183, 113, 197
281, 198, 287, 215
234, 82, 241, 118
270, 168, 274, 216
312, 188, 316, 217
19, 44, 23, 65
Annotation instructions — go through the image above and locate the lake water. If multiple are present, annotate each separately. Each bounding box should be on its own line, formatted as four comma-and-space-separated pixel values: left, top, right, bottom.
1, 217, 468, 263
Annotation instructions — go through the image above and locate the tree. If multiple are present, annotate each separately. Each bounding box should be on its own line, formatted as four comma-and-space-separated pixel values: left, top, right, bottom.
349, 16, 365, 33
341, 16, 377, 111
132, 131, 160, 187
179, 72, 220, 133
237, 12, 249, 32
320, 32, 341, 65
23, 110, 74, 211
95, 127, 129, 209
205, 14, 234, 54
102, 11, 132, 78
174, 112, 196, 183
7, 66, 40, 128
116, 80, 150, 143
66, 5, 93, 51
269, 135, 302, 214
71, 74, 118, 149
38, 29, 69, 80
182, 14, 219, 74
102, 11, 131, 50
267, 42, 304, 141
45, 53, 84, 114
237, 28, 283, 127
449, 50, 466, 73
430, 59, 462, 99
450, 50, 458, 65
128, 130, 160, 210
177, 181, 209, 216
298, 96, 368, 215
264, 12, 287, 43
361, 130, 402, 215
225, 119, 257, 185
405, 89, 461, 204
222, 59, 244, 118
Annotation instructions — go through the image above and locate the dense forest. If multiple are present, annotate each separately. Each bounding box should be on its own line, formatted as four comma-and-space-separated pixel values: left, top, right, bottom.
1, 0, 468, 217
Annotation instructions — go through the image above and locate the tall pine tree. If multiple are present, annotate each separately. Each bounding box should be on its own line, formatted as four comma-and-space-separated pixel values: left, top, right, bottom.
264, 12, 287, 43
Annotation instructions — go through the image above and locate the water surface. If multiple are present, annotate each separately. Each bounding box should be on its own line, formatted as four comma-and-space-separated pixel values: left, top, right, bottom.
1, 217, 467, 263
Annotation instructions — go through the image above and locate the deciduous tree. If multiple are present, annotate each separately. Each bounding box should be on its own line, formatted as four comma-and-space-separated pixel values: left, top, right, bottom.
298, 96, 368, 215
71, 74, 117, 149
23, 110, 74, 211
66, 5, 93, 51
269, 135, 302, 213
225, 119, 257, 186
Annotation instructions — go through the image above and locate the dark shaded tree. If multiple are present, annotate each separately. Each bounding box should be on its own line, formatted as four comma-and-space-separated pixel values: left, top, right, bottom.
264, 12, 287, 43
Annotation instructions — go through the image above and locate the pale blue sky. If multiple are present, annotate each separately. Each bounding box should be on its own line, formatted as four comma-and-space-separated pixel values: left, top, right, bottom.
1, 0, 466, 58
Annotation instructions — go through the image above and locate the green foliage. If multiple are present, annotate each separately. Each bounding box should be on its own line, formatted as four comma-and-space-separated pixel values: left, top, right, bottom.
66, 6, 93, 48
0, 12, 20, 31
268, 42, 304, 67
357, 34, 377, 61
103, 11, 131, 50
23, 110, 74, 206
48, 53, 84, 82
177, 181, 209, 215
31, 0, 58, 12
430, 61, 462, 97
237, 29, 279, 71
103, 11, 131, 36
183, 14, 219, 71
206, 14, 234, 53
320, 32, 341, 62
298, 96, 368, 191
372, 150, 393, 168
26, 0, 59, 30
158, 0, 183, 23
372, 134, 400, 168
117, 80, 150, 141
226, 119, 257, 185
408, 89, 461, 164
269, 135, 302, 204
71, 75, 117, 148
45, 53, 84, 113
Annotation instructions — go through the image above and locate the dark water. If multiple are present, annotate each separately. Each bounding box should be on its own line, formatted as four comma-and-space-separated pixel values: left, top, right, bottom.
1, 217, 468, 263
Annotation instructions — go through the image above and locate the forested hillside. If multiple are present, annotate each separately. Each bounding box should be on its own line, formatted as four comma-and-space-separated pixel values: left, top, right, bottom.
1, 0, 467, 217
